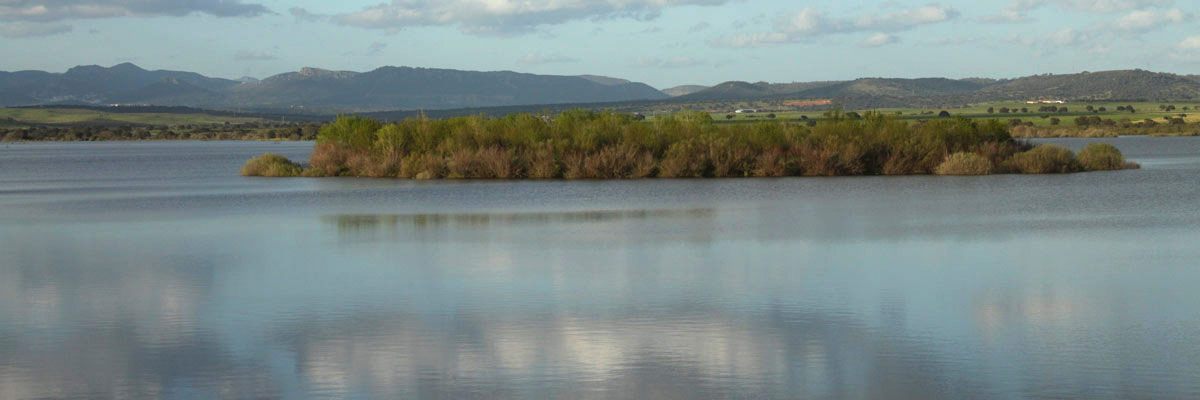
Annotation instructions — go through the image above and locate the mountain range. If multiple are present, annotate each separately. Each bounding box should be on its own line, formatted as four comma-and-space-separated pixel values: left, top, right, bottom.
0, 63, 668, 112
677, 70, 1200, 108
2, 64, 1199, 113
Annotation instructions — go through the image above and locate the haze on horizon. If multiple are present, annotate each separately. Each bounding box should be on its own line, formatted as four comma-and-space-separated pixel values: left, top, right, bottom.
1, 0, 1198, 89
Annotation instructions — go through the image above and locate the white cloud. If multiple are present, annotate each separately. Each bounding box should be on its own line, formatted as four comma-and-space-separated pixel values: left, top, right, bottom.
1006, 0, 1173, 14
712, 5, 958, 48
859, 33, 899, 48
1115, 9, 1188, 32
1046, 28, 1090, 46
0, 21, 70, 37
234, 50, 277, 61
289, 7, 325, 22
332, 0, 728, 35
1180, 36, 1200, 50
981, 10, 1032, 23
632, 56, 707, 68
517, 53, 580, 64
0, 0, 269, 22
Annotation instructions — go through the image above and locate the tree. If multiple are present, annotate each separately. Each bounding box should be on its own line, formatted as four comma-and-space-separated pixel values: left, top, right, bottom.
766, 113, 776, 119
1059, 107, 1069, 113
725, 114, 734, 120
1050, 118, 1060, 125
987, 107, 995, 114
1086, 105, 1095, 112
1098, 107, 1107, 112
938, 110, 952, 118
1020, 107, 1029, 113
999, 107, 1010, 113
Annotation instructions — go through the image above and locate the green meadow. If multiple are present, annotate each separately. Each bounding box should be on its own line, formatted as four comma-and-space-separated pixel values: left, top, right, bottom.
0, 107, 265, 126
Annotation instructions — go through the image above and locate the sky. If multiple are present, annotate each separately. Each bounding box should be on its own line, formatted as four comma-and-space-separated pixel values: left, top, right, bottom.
0, 0, 1198, 89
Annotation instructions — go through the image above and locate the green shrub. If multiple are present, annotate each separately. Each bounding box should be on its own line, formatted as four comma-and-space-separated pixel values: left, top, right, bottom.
1077, 142, 1129, 171
243, 112, 1139, 179
935, 152, 993, 175
1008, 145, 1080, 174
240, 153, 302, 177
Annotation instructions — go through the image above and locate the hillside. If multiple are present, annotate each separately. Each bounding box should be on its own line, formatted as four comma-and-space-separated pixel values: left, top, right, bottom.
972, 70, 1200, 101
662, 85, 708, 97
226, 66, 668, 110
0, 64, 669, 111
678, 81, 775, 101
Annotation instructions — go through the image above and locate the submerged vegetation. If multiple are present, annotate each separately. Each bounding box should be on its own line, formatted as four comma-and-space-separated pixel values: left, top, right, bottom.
242, 110, 1138, 179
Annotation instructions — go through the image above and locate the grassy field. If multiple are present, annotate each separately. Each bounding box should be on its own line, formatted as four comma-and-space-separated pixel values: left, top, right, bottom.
0, 107, 265, 126
706, 101, 1200, 126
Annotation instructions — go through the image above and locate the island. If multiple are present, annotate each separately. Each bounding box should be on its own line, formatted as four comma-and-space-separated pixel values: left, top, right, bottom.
242, 110, 1137, 179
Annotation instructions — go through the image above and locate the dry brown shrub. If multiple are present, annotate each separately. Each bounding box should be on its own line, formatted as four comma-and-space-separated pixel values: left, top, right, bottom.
934, 152, 993, 175
525, 145, 560, 179
475, 146, 515, 179
710, 146, 754, 177
658, 139, 707, 178
446, 148, 479, 178
562, 152, 588, 179
753, 148, 788, 177
308, 143, 350, 176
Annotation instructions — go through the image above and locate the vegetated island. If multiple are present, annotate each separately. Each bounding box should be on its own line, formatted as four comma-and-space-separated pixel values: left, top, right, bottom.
241, 109, 1138, 179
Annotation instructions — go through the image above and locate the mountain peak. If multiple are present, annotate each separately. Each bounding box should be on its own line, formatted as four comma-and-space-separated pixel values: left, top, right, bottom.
297, 67, 355, 79
111, 62, 145, 72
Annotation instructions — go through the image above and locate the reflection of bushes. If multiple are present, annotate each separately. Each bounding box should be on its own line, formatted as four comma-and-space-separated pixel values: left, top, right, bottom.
935, 152, 993, 175
240, 153, 302, 177
249, 110, 1138, 179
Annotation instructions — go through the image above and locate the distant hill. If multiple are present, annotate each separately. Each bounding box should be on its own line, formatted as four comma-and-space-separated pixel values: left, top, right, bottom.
678, 81, 775, 101
577, 75, 632, 86
4, 65, 1198, 114
972, 70, 1200, 101
662, 85, 708, 97
0, 64, 669, 111
673, 70, 1200, 108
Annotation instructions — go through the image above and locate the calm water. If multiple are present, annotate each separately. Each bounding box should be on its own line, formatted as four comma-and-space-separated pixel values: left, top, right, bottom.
2, 138, 1200, 399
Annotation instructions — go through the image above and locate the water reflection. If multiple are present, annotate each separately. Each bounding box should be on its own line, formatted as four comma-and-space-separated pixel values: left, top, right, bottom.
325, 208, 718, 243
4, 139, 1200, 399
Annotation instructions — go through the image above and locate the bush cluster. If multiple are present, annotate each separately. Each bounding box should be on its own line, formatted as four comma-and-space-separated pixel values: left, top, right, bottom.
240, 153, 303, 177
245, 110, 1138, 179
935, 152, 994, 175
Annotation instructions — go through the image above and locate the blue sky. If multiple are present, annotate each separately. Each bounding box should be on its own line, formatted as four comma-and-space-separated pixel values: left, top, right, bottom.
1, 0, 1198, 88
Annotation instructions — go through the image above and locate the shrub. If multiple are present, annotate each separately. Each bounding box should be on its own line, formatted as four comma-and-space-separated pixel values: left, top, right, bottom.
935, 152, 993, 175
244, 111, 1139, 180
2, 130, 25, 142
1008, 145, 1080, 174
1077, 142, 1130, 171
240, 153, 302, 177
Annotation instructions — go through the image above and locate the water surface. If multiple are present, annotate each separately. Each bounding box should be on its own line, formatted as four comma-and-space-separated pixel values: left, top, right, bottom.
2, 138, 1199, 399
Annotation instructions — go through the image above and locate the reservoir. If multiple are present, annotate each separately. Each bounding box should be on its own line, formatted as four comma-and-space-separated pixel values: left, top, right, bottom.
1, 137, 1199, 398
